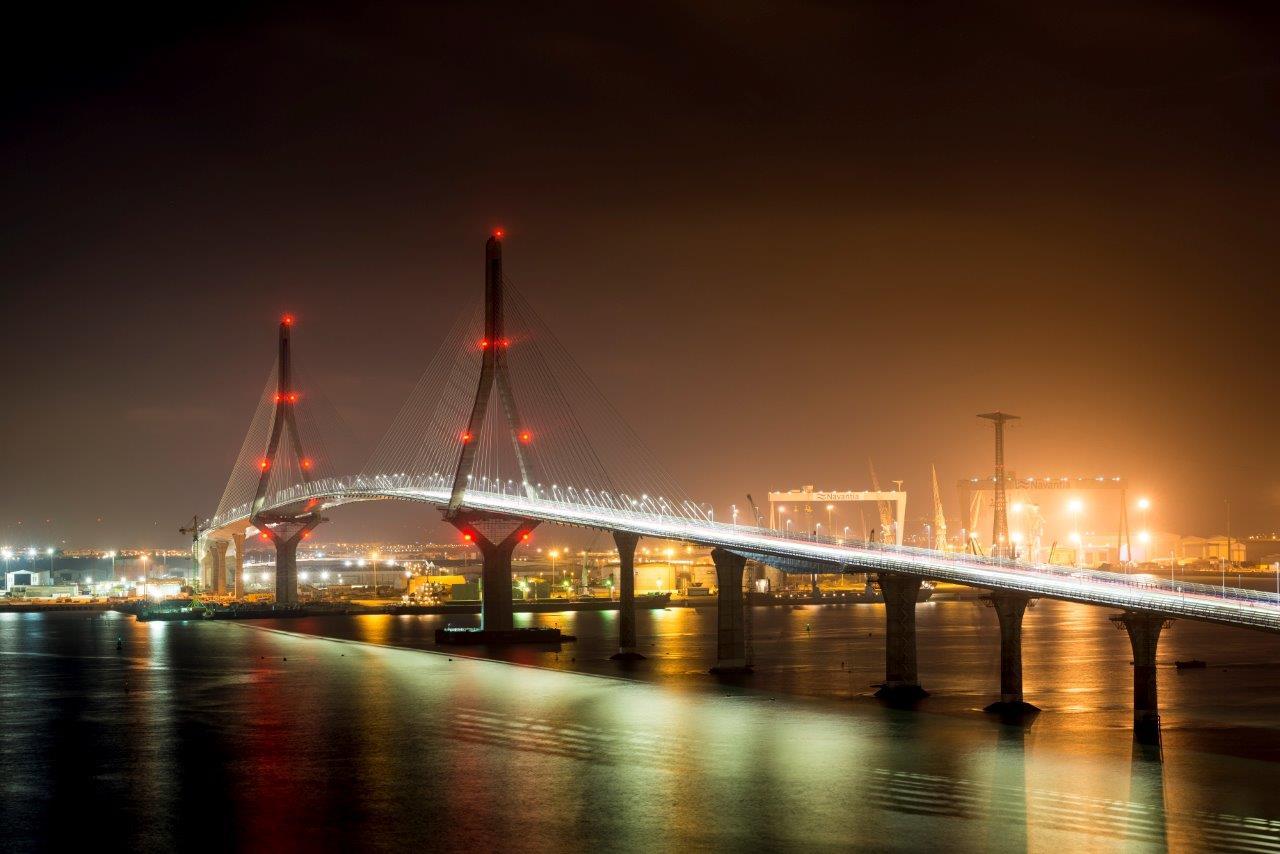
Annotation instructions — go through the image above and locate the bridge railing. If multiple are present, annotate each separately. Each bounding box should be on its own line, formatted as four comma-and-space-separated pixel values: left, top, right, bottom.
207, 476, 1280, 616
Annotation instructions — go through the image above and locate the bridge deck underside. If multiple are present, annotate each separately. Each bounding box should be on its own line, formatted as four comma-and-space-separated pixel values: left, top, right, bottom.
211, 483, 1280, 634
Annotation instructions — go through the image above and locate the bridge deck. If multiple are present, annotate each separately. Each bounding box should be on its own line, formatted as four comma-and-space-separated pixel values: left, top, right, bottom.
208, 478, 1280, 634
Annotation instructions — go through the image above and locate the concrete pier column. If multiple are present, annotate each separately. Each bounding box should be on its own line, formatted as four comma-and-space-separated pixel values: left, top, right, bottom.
611, 531, 644, 660
253, 513, 324, 606
199, 548, 214, 591
710, 548, 750, 673
984, 593, 1038, 714
231, 532, 246, 599
447, 514, 539, 632
274, 536, 300, 604
208, 540, 230, 595
1112, 612, 1172, 744
875, 573, 928, 701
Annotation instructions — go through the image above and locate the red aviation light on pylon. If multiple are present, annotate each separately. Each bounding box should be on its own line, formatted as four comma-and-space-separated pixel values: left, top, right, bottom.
478, 338, 490, 350
459, 431, 473, 444
282, 314, 295, 327
287, 392, 299, 404
258, 459, 271, 471
260, 532, 270, 541
518, 430, 532, 444
493, 228, 504, 239
520, 531, 531, 543
300, 458, 313, 470
462, 532, 473, 543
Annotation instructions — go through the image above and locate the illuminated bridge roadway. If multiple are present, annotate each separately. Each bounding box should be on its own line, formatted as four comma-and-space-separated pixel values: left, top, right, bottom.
196, 233, 1280, 745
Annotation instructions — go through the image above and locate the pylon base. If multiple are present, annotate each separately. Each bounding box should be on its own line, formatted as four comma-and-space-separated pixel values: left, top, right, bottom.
874, 683, 929, 704
610, 649, 646, 661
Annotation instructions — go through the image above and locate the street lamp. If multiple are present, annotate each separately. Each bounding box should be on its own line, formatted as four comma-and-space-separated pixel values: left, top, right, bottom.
826, 504, 835, 534
139, 554, 149, 598
549, 550, 560, 596
46, 547, 55, 575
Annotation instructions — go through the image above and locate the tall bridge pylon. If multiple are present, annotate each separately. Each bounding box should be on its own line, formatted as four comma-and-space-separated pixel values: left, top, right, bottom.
447, 232, 540, 513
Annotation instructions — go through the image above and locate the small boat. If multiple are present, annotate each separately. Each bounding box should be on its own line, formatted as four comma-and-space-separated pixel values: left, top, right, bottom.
1174, 659, 1207, 670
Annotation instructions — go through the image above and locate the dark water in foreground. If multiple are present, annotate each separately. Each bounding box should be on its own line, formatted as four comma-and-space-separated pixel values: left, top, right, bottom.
3, 600, 1280, 852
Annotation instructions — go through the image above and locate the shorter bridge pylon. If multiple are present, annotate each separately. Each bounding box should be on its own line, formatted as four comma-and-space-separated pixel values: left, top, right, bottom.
248, 314, 327, 605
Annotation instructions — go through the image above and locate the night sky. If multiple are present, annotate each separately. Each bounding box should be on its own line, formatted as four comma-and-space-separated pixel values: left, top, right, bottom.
3, 2, 1279, 548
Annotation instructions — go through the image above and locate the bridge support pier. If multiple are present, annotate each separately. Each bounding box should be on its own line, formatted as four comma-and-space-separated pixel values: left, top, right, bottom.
1112, 612, 1171, 745
232, 532, 245, 599
254, 514, 324, 606
710, 548, 750, 674
208, 539, 229, 595
611, 532, 644, 660
875, 573, 928, 702
447, 513, 539, 633
983, 592, 1038, 715
199, 548, 214, 591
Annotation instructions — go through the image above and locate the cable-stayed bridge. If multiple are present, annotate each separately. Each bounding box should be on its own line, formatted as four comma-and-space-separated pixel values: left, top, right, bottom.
196, 232, 1280, 742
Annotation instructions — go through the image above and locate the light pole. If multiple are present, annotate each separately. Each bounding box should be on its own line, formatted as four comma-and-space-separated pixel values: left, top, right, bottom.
1, 547, 11, 577
826, 504, 835, 535
139, 554, 149, 599
731, 505, 739, 526
46, 547, 55, 576
549, 550, 559, 598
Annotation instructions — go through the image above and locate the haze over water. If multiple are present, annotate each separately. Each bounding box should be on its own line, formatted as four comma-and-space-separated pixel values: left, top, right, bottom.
3, 599, 1279, 852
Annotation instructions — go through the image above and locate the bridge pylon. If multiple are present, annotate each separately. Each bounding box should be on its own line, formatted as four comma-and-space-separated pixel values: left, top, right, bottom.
248, 314, 326, 605
438, 233, 546, 632
446, 232, 540, 514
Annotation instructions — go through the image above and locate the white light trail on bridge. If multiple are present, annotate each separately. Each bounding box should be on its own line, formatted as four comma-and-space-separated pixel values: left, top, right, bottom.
206, 475, 1280, 633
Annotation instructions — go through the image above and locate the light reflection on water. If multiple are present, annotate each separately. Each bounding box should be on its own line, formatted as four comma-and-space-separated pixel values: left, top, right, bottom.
1, 605, 1278, 851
